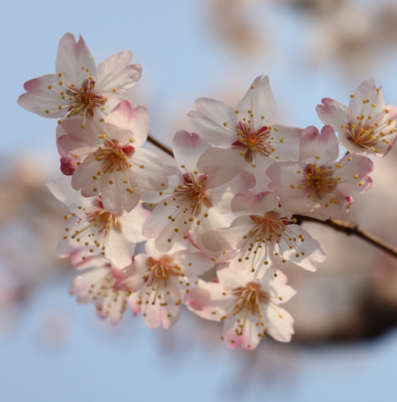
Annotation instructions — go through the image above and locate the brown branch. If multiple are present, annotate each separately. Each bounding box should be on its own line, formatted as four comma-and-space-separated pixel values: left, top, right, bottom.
294, 215, 397, 259
147, 133, 397, 259
147, 134, 174, 157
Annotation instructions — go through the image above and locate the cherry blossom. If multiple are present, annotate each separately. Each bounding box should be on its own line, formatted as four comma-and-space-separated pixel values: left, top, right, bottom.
18, 33, 142, 126
114, 240, 214, 329
201, 191, 326, 277
142, 130, 256, 254
266, 125, 374, 220
188, 75, 302, 191
69, 255, 130, 325
317, 79, 397, 157
187, 267, 296, 349
57, 100, 169, 214
47, 177, 149, 269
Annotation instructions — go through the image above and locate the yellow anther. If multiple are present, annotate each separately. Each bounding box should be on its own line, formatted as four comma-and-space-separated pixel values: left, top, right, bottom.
59, 81, 63, 85
350, 94, 355, 98
93, 188, 97, 192
112, 88, 116, 92
279, 138, 283, 143
48, 85, 53, 89
45, 110, 49, 114
358, 182, 363, 187
354, 175, 358, 179
290, 185, 295, 189
98, 134, 106, 139
223, 122, 227, 127
140, 165, 144, 168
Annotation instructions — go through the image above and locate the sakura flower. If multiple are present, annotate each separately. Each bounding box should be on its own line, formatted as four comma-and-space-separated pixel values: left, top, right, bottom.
18, 33, 142, 126
142, 131, 256, 254
317, 79, 397, 157
69, 256, 130, 325
188, 75, 302, 190
47, 177, 149, 269
187, 267, 296, 350
58, 100, 169, 214
114, 240, 214, 329
201, 191, 326, 277
266, 125, 374, 220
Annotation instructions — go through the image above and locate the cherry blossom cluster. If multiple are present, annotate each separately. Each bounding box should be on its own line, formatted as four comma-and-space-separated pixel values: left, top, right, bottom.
18, 33, 396, 350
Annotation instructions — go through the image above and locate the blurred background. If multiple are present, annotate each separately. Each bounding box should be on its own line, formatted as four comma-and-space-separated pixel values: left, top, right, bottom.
1, 0, 397, 400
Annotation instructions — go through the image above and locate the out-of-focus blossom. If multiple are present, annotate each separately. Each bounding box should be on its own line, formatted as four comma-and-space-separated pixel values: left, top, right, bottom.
18, 33, 142, 126
188, 267, 296, 350
58, 100, 169, 214
47, 177, 148, 269
143, 131, 255, 254
202, 191, 326, 277
189, 75, 302, 191
317, 79, 397, 157
115, 240, 214, 329
69, 255, 130, 325
266, 125, 374, 220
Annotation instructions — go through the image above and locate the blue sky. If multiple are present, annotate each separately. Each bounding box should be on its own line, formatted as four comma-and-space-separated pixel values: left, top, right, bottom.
1, 0, 397, 401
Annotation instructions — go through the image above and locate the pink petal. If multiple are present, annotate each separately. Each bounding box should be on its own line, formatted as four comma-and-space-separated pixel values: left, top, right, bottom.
105, 229, 136, 269
188, 98, 237, 146
95, 51, 142, 95
104, 102, 149, 147
18, 74, 72, 118
56, 33, 97, 85
201, 215, 253, 253
198, 147, 247, 188
71, 154, 103, 197
172, 131, 211, 172
118, 203, 149, 243
299, 125, 339, 166
348, 79, 385, 123
266, 161, 307, 200
231, 191, 279, 215
263, 305, 294, 342
207, 170, 256, 213
100, 171, 140, 215
131, 148, 169, 191
316, 98, 348, 131
237, 75, 276, 129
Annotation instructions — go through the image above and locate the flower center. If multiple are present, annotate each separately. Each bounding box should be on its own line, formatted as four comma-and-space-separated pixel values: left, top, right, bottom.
66, 78, 105, 118
232, 122, 271, 157
235, 212, 304, 272
304, 164, 337, 200
94, 140, 134, 174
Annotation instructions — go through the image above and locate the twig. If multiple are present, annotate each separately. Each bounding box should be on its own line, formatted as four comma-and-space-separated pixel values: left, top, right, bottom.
147, 134, 174, 157
147, 133, 397, 259
294, 215, 397, 259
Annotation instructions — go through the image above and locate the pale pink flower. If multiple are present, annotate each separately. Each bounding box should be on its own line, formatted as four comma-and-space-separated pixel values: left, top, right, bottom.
58, 100, 169, 215
47, 177, 149, 269
142, 131, 256, 254
69, 256, 130, 325
114, 240, 214, 329
187, 267, 296, 350
266, 125, 374, 220
188, 75, 302, 191
18, 33, 142, 126
317, 79, 397, 157
201, 191, 326, 277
